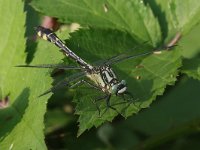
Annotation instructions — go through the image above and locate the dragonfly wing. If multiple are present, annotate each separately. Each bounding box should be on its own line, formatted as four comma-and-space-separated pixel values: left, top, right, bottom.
38, 72, 86, 97
106, 51, 153, 65
16, 64, 83, 70
93, 42, 150, 66
104, 45, 176, 65
93, 53, 127, 66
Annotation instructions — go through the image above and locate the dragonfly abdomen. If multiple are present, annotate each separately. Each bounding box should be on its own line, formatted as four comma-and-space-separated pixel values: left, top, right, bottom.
36, 26, 93, 70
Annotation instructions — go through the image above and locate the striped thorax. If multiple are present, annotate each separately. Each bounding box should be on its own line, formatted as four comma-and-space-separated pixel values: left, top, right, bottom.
87, 65, 127, 95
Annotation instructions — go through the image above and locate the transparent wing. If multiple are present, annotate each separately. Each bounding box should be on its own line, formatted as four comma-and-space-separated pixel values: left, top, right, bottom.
16, 64, 83, 70
93, 41, 150, 66
105, 51, 153, 65
39, 72, 86, 97
102, 45, 176, 66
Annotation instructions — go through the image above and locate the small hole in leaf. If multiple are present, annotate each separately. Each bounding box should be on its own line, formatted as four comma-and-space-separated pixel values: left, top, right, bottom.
0, 96, 9, 109
9, 143, 14, 150
170, 74, 174, 78
103, 3, 108, 13
140, 0, 144, 4
153, 51, 162, 55
136, 76, 141, 80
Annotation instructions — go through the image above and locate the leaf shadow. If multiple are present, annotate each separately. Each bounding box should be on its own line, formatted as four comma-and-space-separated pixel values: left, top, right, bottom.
0, 88, 30, 141
144, 0, 168, 42
24, 1, 40, 64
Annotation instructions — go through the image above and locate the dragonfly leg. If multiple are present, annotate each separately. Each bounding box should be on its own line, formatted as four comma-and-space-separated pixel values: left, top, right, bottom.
94, 94, 125, 117
123, 91, 134, 102
70, 80, 101, 91
38, 72, 86, 97
70, 80, 84, 88
121, 92, 140, 109
93, 94, 109, 117
101, 94, 124, 117
106, 95, 121, 114
82, 80, 101, 90
110, 92, 139, 111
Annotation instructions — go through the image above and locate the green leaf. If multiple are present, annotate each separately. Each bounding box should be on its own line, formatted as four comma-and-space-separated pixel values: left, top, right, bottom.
179, 23, 200, 59
31, 0, 161, 46
0, 1, 64, 148
146, 0, 200, 41
31, 0, 200, 136
178, 20, 200, 80
65, 28, 182, 136
169, 0, 200, 35
182, 58, 200, 80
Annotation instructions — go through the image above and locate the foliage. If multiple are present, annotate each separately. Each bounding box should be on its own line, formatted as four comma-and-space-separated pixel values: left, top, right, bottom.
0, 0, 200, 149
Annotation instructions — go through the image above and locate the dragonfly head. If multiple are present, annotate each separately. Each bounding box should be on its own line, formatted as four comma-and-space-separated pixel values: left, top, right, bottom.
111, 80, 127, 95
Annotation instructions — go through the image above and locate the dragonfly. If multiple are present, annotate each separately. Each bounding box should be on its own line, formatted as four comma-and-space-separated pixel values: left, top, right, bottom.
17, 26, 174, 116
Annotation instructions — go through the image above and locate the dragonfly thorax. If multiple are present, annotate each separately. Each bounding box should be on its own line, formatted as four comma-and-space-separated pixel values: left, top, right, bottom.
89, 65, 127, 95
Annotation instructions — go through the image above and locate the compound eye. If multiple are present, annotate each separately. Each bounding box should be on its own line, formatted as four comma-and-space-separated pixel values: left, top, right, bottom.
111, 84, 118, 94
121, 80, 126, 85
